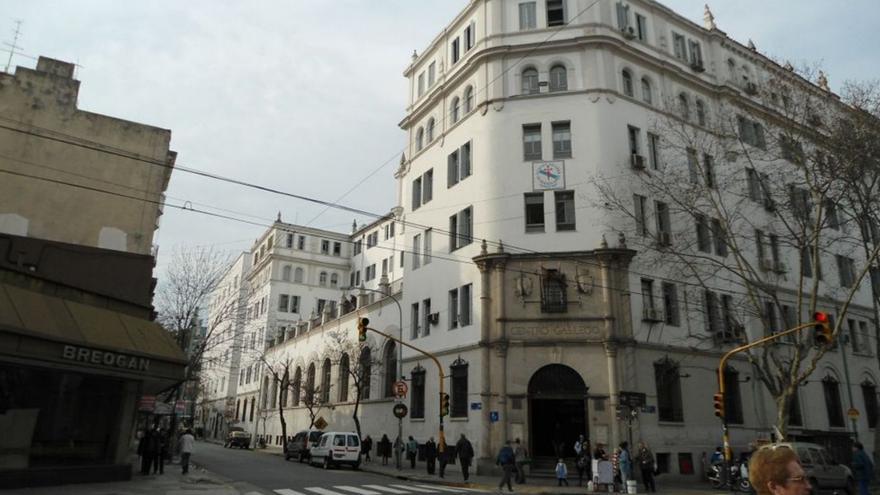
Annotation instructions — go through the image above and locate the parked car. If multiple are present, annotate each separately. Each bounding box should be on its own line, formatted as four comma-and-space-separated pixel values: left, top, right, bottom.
285, 430, 324, 462
225, 426, 252, 449
787, 442, 854, 494
308, 431, 361, 469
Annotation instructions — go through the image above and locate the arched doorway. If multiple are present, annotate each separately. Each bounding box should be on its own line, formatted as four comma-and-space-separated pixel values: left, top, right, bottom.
528, 364, 588, 459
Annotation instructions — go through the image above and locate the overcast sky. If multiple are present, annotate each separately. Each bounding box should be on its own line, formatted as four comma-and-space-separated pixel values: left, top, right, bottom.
3, 1, 877, 276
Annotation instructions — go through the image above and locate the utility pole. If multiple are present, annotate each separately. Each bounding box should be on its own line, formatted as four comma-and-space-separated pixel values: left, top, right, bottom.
3, 20, 23, 73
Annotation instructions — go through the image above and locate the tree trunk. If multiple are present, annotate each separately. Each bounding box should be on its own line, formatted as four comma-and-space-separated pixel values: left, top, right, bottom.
278, 384, 288, 453
775, 393, 791, 441
352, 390, 362, 441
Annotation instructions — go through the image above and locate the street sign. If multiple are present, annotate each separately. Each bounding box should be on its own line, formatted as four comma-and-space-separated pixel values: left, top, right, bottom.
393, 403, 409, 418
138, 395, 156, 412
847, 408, 860, 419
394, 380, 409, 398
619, 391, 647, 409
489, 411, 500, 422
314, 416, 328, 430
470, 402, 483, 410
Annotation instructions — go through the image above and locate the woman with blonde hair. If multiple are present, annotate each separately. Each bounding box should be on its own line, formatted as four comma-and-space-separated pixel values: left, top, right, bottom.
749, 444, 811, 495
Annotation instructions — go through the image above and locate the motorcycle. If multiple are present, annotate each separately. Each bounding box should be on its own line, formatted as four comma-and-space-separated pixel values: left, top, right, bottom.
707, 461, 753, 492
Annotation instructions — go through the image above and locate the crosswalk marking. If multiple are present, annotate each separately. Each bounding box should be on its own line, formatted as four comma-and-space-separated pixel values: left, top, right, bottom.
305, 488, 349, 495
362, 485, 411, 494
389, 485, 439, 493
334, 487, 383, 495
456, 488, 488, 493
414, 485, 466, 493
274, 490, 308, 495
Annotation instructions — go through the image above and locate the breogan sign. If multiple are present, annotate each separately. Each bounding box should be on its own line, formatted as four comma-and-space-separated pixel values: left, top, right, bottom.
62, 344, 151, 372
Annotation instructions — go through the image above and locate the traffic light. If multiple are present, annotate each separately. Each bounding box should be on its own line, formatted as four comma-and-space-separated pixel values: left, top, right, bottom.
440, 393, 450, 417
713, 392, 725, 418
813, 311, 833, 346
357, 317, 369, 342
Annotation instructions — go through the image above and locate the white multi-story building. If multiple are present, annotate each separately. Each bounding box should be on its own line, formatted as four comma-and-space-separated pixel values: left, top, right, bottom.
211, 0, 879, 477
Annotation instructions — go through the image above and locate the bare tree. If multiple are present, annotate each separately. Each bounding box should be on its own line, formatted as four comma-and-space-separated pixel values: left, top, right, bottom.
593, 67, 880, 438
324, 330, 381, 440
261, 355, 293, 452
300, 376, 328, 429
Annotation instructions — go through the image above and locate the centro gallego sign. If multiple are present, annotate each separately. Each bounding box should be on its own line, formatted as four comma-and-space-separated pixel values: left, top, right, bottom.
62, 344, 151, 371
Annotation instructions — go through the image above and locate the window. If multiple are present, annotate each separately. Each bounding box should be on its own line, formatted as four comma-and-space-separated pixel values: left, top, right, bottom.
862, 381, 878, 428
627, 125, 640, 155
450, 358, 469, 417
464, 23, 475, 51
672, 32, 687, 61
321, 240, 330, 254
460, 142, 472, 180
449, 207, 473, 251
737, 116, 766, 149
450, 97, 460, 123
790, 186, 811, 221
282, 265, 292, 281
367, 231, 378, 248
711, 219, 727, 256
836, 255, 856, 288
541, 269, 567, 313
519, 2, 537, 30
354, 270, 361, 286
330, 273, 338, 287
417, 72, 425, 97
423, 169, 433, 203
449, 288, 460, 329
411, 302, 420, 339
297, 235, 306, 250
635, 13, 647, 40
688, 40, 703, 68
825, 199, 839, 230
333, 242, 341, 256
447, 143, 471, 187
633, 194, 648, 236
555, 191, 576, 231
549, 65, 567, 92
383, 341, 397, 398
463, 86, 474, 113
338, 354, 349, 402
424, 229, 432, 265
294, 267, 304, 283
622, 70, 634, 97
552, 122, 571, 158
641, 78, 652, 104
322, 359, 332, 403
422, 298, 432, 337
365, 264, 377, 282
655, 201, 671, 242
359, 348, 371, 400
523, 124, 542, 160
415, 128, 424, 151
412, 177, 423, 210
695, 214, 711, 253
705, 290, 721, 336
616, 2, 630, 30
662, 282, 680, 326
412, 233, 421, 269
823, 376, 845, 427
279, 294, 290, 312
411, 366, 426, 418
460, 284, 472, 326
746, 168, 762, 202
696, 100, 706, 126
426, 118, 435, 142
723, 367, 744, 424
686, 148, 698, 183
678, 93, 690, 120
654, 359, 684, 422
641, 278, 655, 311
524, 193, 545, 232
451, 37, 460, 64
521, 68, 539, 95
647, 133, 660, 169
428, 61, 435, 87
290, 296, 300, 313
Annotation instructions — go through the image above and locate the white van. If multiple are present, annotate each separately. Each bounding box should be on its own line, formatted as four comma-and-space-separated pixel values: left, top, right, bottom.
309, 431, 361, 469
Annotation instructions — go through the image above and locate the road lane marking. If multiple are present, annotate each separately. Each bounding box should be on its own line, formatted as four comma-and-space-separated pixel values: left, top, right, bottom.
362, 485, 411, 494
456, 489, 489, 493
275, 490, 308, 495
305, 488, 350, 495
389, 486, 439, 493
334, 487, 382, 495
414, 485, 467, 493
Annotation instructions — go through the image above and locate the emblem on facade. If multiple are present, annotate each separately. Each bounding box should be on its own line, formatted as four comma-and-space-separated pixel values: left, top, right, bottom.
514, 273, 533, 302
575, 268, 594, 295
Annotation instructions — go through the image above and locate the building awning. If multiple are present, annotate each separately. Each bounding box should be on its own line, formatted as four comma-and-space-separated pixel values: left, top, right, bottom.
0, 281, 186, 390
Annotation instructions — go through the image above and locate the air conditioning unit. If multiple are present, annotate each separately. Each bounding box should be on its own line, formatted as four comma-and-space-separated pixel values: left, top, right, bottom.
657, 232, 672, 247
631, 154, 646, 170
643, 308, 664, 322
744, 82, 758, 95
428, 312, 440, 325
774, 261, 787, 274
759, 258, 774, 271
622, 26, 636, 39
690, 61, 705, 73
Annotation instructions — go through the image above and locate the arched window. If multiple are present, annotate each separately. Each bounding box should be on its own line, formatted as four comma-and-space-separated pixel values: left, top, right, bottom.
678, 93, 690, 120
861, 379, 879, 428
416, 127, 424, 151
521, 68, 539, 95
450, 357, 469, 417
450, 97, 460, 123
292, 367, 302, 406
410, 365, 426, 419
261, 376, 270, 408
696, 99, 706, 126
823, 374, 845, 427
641, 77, 652, 104
622, 69, 634, 97
330, 273, 339, 287
241, 398, 247, 421
359, 347, 372, 400
294, 267, 304, 283
426, 118, 435, 142
321, 359, 332, 403
463, 86, 474, 112
549, 65, 567, 92
319, 271, 328, 286
338, 353, 350, 402
282, 265, 292, 281
279, 370, 289, 407
383, 341, 398, 397
653, 358, 683, 422
249, 397, 255, 422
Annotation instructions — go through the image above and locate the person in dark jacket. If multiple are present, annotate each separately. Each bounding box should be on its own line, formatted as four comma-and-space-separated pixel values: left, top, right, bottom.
378, 434, 392, 466
406, 436, 418, 469
154, 428, 167, 474
424, 437, 437, 475
456, 434, 475, 482
361, 435, 373, 463
852, 441, 874, 495
637, 441, 657, 493
137, 429, 153, 475
497, 441, 516, 492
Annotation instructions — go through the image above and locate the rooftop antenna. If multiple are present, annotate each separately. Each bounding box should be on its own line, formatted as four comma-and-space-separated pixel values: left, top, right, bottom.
3, 20, 23, 73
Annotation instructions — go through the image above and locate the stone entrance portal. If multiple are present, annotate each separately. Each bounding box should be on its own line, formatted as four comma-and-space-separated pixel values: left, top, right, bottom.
527, 364, 588, 458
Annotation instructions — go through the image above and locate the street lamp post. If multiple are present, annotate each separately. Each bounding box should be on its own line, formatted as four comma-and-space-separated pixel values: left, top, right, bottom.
343, 284, 404, 470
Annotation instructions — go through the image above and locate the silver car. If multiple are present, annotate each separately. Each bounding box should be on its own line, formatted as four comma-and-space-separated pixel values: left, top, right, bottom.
787, 442, 854, 494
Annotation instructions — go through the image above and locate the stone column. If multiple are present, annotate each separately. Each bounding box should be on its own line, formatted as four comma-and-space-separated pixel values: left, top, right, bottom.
605, 341, 620, 449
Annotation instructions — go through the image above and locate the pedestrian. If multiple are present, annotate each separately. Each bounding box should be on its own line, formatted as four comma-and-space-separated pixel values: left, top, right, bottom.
576, 441, 592, 487
362, 435, 373, 463
710, 446, 723, 465
496, 441, 516, 493
619, 442, 633, 491
379, 434, 392, 466
138, 429, 153, 475
556, 458, 569, 486
406, 436, 419, 469
513, 438, 528, 484
637, 441, 656, 493
748, 443, 811, 495
852, 441, 874, 495
574, 434, 586, 456
155, 428, 168, 475
180, 428, 195, 475
438, 444, 449, 478
425, 437, 437, 475
456, 434, 474, 482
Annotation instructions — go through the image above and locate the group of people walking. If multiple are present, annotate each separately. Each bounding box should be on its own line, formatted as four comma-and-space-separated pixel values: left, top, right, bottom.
136, 426, 195, 476
361, 433, 475, 481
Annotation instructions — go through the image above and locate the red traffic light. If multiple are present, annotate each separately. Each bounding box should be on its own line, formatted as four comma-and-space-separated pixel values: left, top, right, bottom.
813, 312, 832, 346
713, 392, 725, 418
